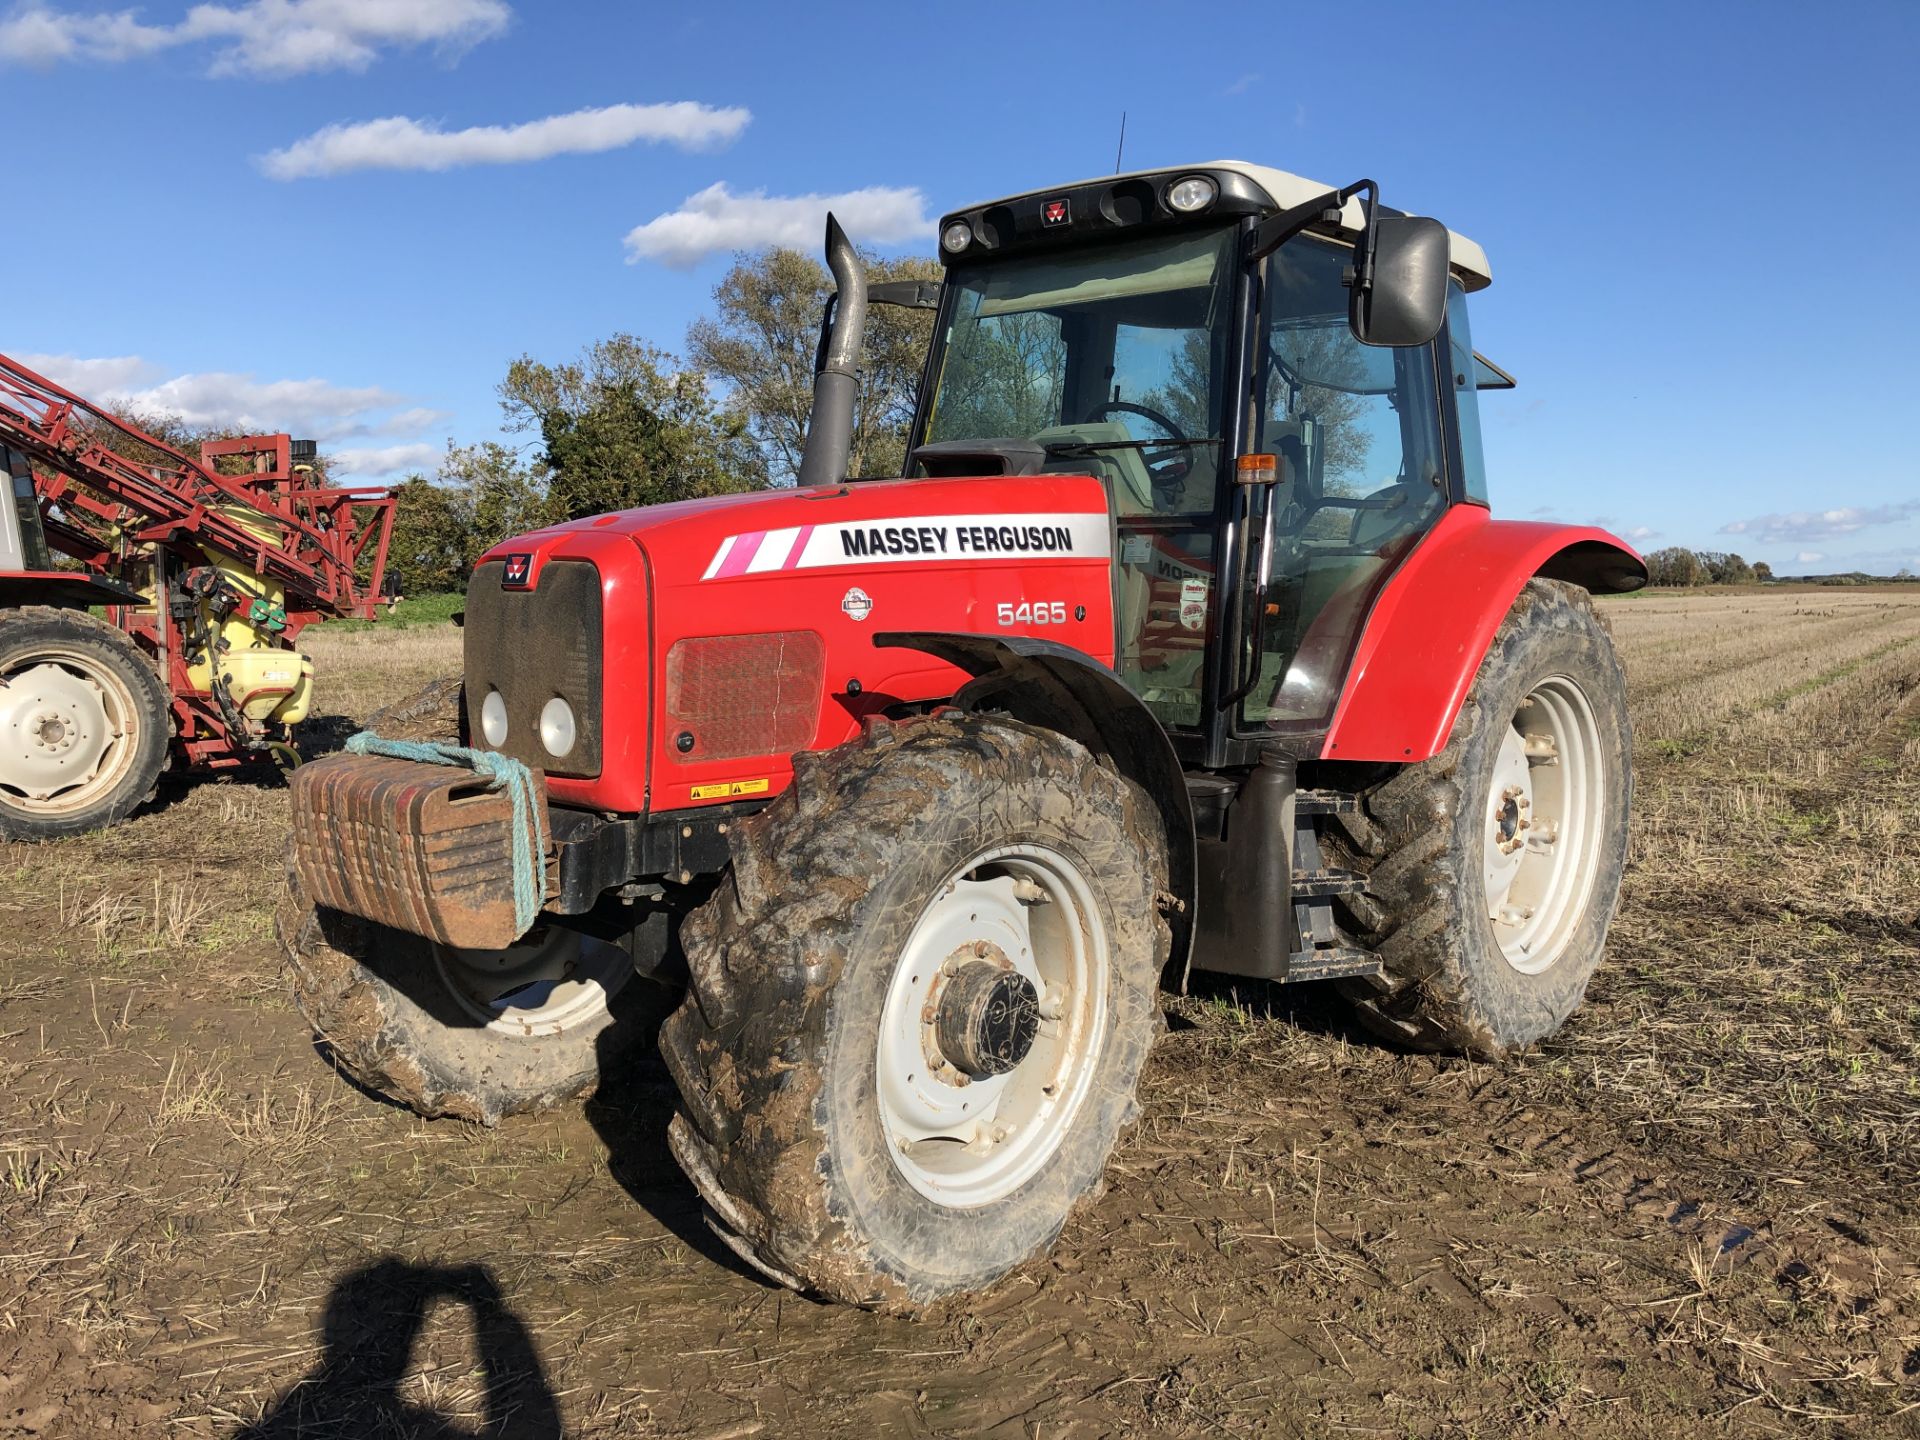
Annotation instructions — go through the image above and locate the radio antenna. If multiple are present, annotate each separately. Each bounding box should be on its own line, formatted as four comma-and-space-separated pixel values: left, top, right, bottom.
1113, 112, 1127, 173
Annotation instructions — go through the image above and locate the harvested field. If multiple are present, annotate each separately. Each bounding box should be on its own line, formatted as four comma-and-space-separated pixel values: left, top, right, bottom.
1, 588, 1917, 1437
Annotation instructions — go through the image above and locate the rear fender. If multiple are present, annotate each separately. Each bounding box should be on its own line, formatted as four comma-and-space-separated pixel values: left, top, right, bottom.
873, 631, 1195, 978
1320, 509, 1646, 763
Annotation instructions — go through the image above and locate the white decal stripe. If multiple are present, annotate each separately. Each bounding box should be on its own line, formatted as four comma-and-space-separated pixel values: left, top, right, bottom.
701, 534, 736, 581
790, 512, 1111, 570
746, 526, 801, 573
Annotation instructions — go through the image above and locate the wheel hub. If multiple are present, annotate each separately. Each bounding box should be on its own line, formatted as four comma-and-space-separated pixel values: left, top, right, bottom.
875, 846, 1110, 1208
0, 663, 116, 801
934, 955, 1040, 1080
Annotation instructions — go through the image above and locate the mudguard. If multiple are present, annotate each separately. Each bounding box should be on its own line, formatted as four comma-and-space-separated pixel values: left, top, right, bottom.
873, 631, 1196, 974
1321, 507, 1646, 763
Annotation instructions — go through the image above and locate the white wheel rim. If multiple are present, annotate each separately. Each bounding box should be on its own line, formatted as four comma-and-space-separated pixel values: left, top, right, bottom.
433, 923, 630, 1038
1481, 674, 1605, 974
0, 651, 143, 815
876, 844, 1109, 1208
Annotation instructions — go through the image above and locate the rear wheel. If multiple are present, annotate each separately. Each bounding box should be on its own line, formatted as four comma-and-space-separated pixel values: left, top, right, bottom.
661, 714, 1169, 1311
0, 608, 170, 840
1338, 580, 1631, 1056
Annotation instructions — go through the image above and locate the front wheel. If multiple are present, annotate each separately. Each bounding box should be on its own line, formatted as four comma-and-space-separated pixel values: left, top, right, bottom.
661, 714, 1169, 1311
276, 857, 646, 1123
1339, 580, 1632, 1057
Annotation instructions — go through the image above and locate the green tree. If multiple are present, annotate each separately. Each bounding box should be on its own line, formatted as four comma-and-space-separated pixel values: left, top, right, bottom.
1646, 546, 1708, 587
385, 473, 472, 594
499, 335, 760, 518
383, 443, 563, 594
1703, 551, 1756, 585
686, 248, 942, 483
1753, 560, 1774, 582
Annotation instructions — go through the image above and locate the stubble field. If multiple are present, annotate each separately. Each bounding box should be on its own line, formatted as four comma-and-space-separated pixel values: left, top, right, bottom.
1, 587, 1916, 1438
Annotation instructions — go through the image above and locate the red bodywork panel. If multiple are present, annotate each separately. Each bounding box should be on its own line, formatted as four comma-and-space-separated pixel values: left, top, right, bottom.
478, 475, 1118, 815
1320, 506, 1645, 763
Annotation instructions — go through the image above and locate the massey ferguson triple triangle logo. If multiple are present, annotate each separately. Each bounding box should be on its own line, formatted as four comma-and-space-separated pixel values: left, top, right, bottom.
501, 553, 532, 587
1042, 198, 1071, 227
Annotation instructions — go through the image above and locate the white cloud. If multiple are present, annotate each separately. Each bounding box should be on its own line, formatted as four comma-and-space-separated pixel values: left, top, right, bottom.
1623, 524, 1659, 542
261, 100, 749, 179
1721, 500, 1920, 544
15, 351, 162, 393
624, 181, 932, 269
1795, 551, 1827, 565
17, 351, 432, 444
129, 371, 403, 435
331, 442, 438, 477
0, 0, 509, 75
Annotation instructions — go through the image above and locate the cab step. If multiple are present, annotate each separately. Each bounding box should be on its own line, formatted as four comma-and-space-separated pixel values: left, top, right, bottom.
1290, 867, 1368, 898
1295, 788, 1359, 816
1283, 948, 1384, 983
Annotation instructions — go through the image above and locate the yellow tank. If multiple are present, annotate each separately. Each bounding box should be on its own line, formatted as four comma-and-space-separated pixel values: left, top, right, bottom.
180, 506, 315, 726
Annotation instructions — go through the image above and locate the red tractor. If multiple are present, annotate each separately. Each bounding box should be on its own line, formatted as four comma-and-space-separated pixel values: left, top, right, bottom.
282, 161, 1645, 1311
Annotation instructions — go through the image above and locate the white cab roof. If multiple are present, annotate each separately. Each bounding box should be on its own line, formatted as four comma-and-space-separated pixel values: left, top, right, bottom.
958, 158, 1493, 292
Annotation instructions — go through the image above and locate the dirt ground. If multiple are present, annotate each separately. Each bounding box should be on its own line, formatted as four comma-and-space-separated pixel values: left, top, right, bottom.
2, 589, 1917, 1438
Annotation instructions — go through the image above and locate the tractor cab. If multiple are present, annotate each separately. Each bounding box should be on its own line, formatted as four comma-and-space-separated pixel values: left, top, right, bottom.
903, 161, 1492, 768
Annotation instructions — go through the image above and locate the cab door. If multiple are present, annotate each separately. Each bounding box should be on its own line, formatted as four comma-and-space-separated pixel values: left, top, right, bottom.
1229, 234, 1449, 746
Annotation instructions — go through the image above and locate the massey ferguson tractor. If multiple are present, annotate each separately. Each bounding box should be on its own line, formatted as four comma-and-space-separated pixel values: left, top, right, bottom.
281, 160, 1645, 1311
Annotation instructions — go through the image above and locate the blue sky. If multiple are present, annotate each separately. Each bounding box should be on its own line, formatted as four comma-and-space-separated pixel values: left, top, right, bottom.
4, 0, 1915, 575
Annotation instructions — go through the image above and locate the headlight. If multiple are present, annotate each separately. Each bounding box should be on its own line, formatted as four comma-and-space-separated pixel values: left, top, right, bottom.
539, 696, 577, 758
1166, 176, 1217, 213
941, 220, 974, 254
480, 689, 509, 746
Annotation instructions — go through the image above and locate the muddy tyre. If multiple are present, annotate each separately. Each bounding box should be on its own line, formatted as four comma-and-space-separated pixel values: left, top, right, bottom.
0, 607, 171, 841
1338, 580, 1631, 1057
276, 857, 643, 1124
661, 714, 1169, 1311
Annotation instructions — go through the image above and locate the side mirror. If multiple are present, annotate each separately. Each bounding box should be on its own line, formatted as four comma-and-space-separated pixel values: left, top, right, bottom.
1350, 215, 1450, 348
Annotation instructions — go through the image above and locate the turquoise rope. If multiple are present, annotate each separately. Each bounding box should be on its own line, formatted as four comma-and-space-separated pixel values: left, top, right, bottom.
344, 732, 547, 937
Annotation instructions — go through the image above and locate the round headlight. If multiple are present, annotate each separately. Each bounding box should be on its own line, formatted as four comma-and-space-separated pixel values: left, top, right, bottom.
480, 689, 509, 746
539, 696, 577, 758
1166, 176, 1217, 214
940, 220, 974, 254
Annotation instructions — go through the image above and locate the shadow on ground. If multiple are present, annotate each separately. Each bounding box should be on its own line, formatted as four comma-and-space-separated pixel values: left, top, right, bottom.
235, 1258, 563, 1439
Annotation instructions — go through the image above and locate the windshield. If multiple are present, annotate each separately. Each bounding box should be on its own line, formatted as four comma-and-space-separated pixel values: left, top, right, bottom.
920, 227, 1239, 516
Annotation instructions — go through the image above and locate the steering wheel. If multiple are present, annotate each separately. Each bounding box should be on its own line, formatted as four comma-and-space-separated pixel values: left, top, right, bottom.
1082, 400, 1193, 504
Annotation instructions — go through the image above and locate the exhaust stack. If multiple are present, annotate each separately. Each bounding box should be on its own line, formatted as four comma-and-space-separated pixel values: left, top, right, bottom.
796, 213, 867, 488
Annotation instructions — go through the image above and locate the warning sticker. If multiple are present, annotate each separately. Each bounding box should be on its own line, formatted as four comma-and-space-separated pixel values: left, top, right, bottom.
690, 778, 771, 800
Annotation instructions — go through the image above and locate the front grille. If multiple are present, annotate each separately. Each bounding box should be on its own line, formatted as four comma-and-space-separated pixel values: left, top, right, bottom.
464, 559, 604, 777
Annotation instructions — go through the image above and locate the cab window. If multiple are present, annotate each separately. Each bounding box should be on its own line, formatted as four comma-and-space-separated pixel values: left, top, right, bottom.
1241, 234, 1446, 731
1446, 280, 1490, 505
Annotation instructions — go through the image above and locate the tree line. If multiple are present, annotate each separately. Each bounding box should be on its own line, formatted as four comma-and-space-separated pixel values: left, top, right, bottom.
384, 248, 939, 595
1643, 548, 1771, 587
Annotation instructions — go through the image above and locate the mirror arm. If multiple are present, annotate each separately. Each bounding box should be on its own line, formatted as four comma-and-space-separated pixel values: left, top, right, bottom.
1245, 177, 1376, 267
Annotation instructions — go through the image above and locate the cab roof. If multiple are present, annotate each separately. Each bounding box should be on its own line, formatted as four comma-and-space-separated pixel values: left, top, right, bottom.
947, 159, 1492, 292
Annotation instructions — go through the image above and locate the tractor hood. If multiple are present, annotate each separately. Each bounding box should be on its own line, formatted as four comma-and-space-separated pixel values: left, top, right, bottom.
471, 473, 1120, 815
